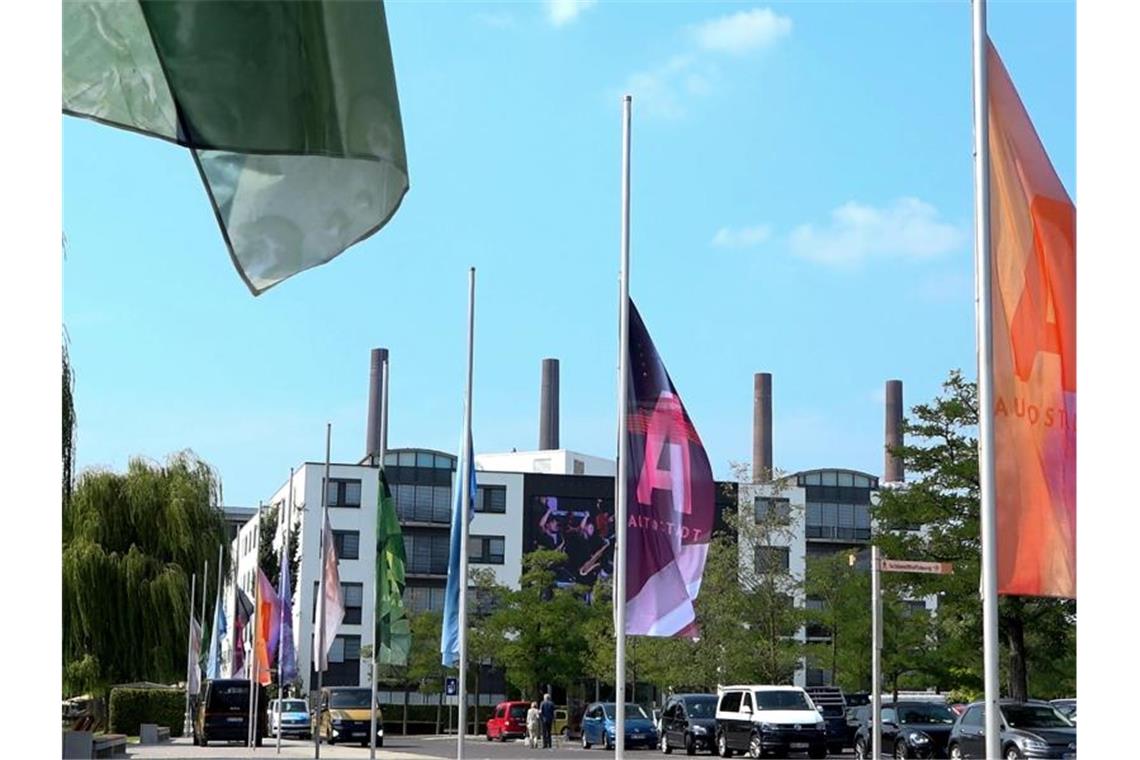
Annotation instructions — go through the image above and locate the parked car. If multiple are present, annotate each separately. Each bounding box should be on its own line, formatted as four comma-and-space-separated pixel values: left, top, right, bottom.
806, 686, 849, 755
846, 692, 872, 707
580, 702, 658, 750
485, 700, 530, 742
554, 707, 569, 737
315, 687, 383, 746
947, 700, 1075, 760
194, 678, 266, 747
659, 692, 719, 755
714, 684, 828, 759
853, 701, 958, 759
269, 697, 311, 740
949, 705, 968, 717
846, 705, 871, 752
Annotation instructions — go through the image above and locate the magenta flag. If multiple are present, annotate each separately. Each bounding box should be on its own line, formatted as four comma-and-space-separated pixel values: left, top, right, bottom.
623, 299, 716, 637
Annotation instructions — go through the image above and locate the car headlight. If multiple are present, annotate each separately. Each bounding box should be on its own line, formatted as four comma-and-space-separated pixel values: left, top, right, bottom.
907, 731, 931, 744
1020, 737, 1050, 751
816, 722, 826, 731
691, 725, 708, 735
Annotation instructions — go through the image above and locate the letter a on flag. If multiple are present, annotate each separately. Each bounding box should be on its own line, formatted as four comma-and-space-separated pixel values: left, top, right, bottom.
987, 39, 1076, 598
623, 299, 715, 637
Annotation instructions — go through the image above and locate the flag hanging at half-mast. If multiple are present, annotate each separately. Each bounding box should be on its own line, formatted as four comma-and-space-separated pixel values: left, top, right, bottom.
313, 513, 346, 671
277, 536, 298, 684
376, 468, 411, 666
441, 434, 476, 667
206, 580, 227, 680
187, 615, 203, 695
253, 570, 281, 687
231, 586, 254, 678
986, 38, 1076, 598
62, 0, 409, 295
623, 299, 716, 637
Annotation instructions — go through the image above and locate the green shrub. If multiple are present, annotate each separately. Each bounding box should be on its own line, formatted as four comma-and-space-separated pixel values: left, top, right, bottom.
109, 687, 186, 737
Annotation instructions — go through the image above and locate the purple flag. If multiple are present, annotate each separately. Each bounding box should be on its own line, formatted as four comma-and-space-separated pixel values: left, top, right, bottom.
623, 299, 715, 637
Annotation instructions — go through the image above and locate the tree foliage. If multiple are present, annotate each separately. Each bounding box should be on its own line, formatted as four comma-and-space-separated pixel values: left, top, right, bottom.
873, 370, 1076, 700
63, 337, 76, 509
62, 452, 230, 697
258, 502, 301, 590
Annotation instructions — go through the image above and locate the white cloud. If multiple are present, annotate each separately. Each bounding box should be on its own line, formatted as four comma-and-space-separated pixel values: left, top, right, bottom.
692, 8, 792, 55
712, 224, 772, 248
546, 0, 597, 27
621, 55, 714, 119
788, 198, 965, 267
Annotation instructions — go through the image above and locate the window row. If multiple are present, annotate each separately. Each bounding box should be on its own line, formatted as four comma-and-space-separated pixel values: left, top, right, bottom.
806, 502, 872, 529
383, 451, 456, 470
806, 525, 872, 541
404, 585, 447, 614
804, 485, 874, 505
312, 582, 364, 625
405, 531, 452, 575
798, 470, 877, 489
393, 484, 452, 524
326, 478, 362, 508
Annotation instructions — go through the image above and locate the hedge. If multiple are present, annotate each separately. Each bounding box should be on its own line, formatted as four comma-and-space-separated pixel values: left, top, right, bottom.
109, 687, 185, 737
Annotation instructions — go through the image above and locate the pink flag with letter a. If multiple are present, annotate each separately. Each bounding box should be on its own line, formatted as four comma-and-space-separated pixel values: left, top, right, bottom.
623, 299, 715, 637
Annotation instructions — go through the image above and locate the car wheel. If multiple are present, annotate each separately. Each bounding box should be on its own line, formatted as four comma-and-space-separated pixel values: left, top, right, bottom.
582, 731, 592, 749
948, 742, 964, 760
717, 730, 733, 758
684, 731, 696, 756
663, 732, 673, 754
896, 738, 913, 759
748, 731, 763, 759
605, 732, 614, 751
854, 737, 867, 760
1004, 746, 1024, 760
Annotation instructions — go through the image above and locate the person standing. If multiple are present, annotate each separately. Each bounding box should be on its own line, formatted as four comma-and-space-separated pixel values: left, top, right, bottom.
526, 701, 542, 749
540, 693, 555, 749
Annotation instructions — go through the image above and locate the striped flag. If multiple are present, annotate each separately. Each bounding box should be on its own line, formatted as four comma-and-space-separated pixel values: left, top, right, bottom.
441, 435, 476, 667
313, 514, 346, 671
254, 570, 281, 687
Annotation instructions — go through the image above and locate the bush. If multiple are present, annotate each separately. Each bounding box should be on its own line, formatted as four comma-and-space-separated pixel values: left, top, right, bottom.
109, 687, 186, 737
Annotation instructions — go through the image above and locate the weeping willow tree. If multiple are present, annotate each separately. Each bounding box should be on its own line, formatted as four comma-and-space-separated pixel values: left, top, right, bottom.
62, 451, 229, 697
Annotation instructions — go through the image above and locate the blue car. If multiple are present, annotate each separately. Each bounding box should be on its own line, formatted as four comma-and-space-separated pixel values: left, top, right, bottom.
581, 702, 658, 750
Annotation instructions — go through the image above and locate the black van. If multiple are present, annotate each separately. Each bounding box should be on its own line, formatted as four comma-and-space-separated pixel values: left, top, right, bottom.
194, 679, 267, 747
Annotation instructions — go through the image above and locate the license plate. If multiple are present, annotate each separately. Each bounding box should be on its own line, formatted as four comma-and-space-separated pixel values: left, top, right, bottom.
226, 717, 243, 723
791, 743, 809, 749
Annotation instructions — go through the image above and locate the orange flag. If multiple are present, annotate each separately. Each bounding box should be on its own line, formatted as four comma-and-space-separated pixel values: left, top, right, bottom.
253, 569, 280, 686
986, 39, 1075, 598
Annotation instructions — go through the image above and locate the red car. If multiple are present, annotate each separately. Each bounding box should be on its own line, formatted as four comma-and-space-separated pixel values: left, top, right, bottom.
485, 701, 530, 742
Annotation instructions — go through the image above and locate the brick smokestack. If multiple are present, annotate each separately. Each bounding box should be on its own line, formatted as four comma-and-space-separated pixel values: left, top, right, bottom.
884, 379, 904, 483
365, 348, 388, 463
539, 358, 560, 450
753, 372, 773, 483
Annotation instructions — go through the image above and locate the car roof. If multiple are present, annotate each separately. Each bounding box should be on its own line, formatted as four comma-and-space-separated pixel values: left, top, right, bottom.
886, 701, 953, 708
722, 685, 805, 692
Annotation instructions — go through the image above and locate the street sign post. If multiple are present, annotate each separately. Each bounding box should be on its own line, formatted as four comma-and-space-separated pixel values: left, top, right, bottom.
869, 550, 955, 760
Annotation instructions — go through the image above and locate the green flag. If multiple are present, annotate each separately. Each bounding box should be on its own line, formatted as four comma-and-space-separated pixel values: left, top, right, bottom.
376, 468, 410, 666
63, 0, 409, 295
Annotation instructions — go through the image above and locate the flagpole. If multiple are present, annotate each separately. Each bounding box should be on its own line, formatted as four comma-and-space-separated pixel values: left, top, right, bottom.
315, 423, 331, 760
972, 2, 1001, 758
370, 355, 389, 760
184, 572, 197, 738
250, 502, 262, 749
278, 468, 294, 755
456, 267, 476, 760
614, 93, 632, 760
214, 543, 223, 678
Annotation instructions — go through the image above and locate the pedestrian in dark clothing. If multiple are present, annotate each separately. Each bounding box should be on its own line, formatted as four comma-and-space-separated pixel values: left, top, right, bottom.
540, 693, 555, 748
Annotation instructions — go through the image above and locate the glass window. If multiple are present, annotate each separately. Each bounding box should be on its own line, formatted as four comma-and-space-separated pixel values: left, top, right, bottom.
854, 475, 871, 488
806, 503, 822, 525
469, 534, 506, 565
822, 471, 838, 486
855, 505, 871, 529
383, 453, 398, 466
754, 690, 812, 711
741, 692, 753, 711
476, 485, 507, 513
838, 472, 854, 487
838, 504, 855, 527
720, 692, 742, 713
755, 546, 790, 572
435, 454, 454, 469
333, 530, 360, 560
343, 583, 363, 624
328, 637, 345, 663
822, 503, 838, 526
343, 636, 361, 660
962, 707, 983, 727
805, 472, 821, 486
398, 452, 415, 467
416, 452, 435, 467
754, 497, 791, 525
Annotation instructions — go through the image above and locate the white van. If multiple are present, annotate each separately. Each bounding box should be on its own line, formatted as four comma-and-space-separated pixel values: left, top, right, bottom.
714, 685, 828, 758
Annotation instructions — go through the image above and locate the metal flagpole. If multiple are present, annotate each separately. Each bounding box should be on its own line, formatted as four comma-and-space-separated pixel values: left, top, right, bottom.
614, 93, 632, 760
215, 544, 223, 680
972, 2, 1001, 758
250, 503, 262, 749
870, 546, 882, 760
370, 355, 390, 760
201, 559, 209, 657
278, 468, 294, 755
315, 424, 331, 759
456, 267, 476, 760
184, 572, 197, 737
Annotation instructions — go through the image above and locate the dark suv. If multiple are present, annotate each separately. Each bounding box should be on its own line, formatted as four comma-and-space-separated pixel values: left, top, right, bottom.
853, 701, 957, 759
805, 687, 848, 755
947, 700, 1075, 759
660, 693, 719, 755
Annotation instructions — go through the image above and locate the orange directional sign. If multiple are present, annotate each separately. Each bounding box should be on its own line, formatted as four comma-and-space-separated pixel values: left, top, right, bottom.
879, 559, 954, 575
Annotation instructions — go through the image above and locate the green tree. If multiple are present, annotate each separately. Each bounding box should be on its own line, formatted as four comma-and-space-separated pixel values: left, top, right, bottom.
63, 337, 76, 510
62, 451, 230, 697
873, 370, 1076, 701
490, 550, 591, 699
257, 502, 301, 590
405, 611, 450, 733
803, 550, 872, 691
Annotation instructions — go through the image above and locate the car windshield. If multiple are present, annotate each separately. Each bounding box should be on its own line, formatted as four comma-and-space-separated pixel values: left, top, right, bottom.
1001, 704, 1072, 729
686, 698, 718, 718
280, 700, 307, 713
601, 704, 649, 720
754, 690, 812, 711
329, 690, 374, 708
509, 705, 528, 719
898, 704, 956, 725
209, 684, 249, 710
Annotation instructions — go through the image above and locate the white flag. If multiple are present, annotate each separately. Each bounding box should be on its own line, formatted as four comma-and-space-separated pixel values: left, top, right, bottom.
313, 514, 345, 671
187, 616, 203, 694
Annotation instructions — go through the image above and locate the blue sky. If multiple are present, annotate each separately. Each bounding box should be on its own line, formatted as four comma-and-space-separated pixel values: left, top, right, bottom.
62, 1, 1074, 507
